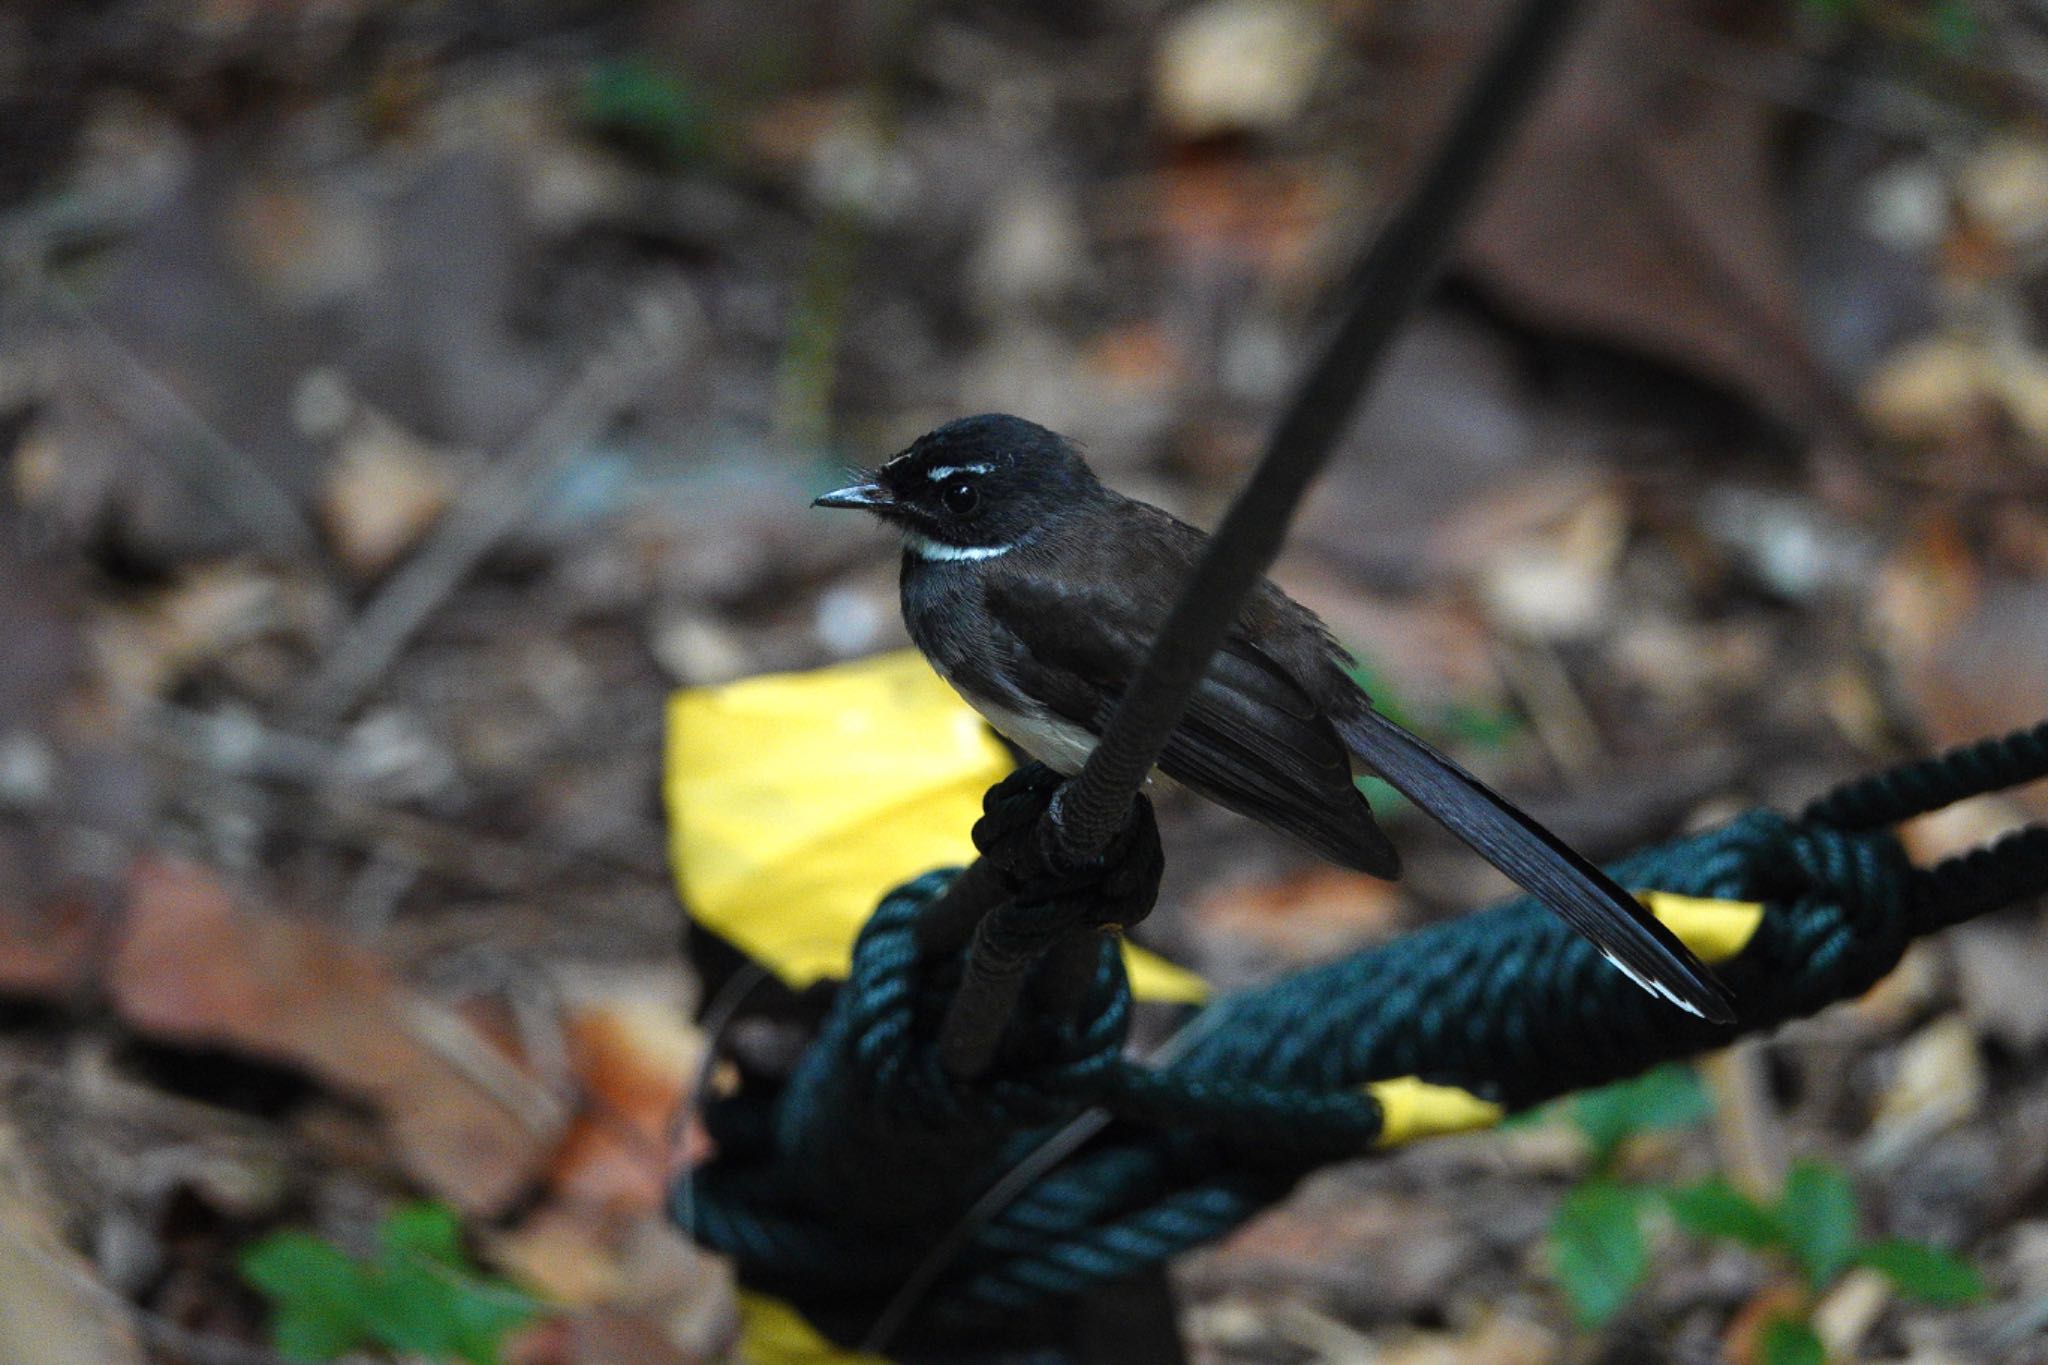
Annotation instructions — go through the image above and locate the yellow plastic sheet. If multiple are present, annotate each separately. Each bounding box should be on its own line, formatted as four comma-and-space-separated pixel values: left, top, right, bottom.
1639, 890, 1766, 964
1368, 1076, 1506, 1146
666, 650, 1206, 1003
737, 1293, 892, 1365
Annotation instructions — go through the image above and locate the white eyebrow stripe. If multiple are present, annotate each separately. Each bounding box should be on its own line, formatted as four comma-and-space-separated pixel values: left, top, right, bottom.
925, 463, 994, 481
904, 531, 1010, 561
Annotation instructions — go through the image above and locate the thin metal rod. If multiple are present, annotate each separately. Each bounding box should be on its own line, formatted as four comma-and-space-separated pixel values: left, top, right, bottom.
933, 0, 1592, 1079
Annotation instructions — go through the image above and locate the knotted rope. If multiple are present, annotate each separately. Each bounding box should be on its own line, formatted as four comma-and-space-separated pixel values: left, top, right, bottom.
679, 722, 2048, 1358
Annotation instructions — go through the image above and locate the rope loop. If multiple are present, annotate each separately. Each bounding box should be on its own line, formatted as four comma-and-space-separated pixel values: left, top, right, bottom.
972, 763, 1164, 935
830, 873, 1132, 1129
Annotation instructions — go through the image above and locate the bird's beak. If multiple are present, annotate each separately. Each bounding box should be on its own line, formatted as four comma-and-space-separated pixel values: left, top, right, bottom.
813, 481, 892, 512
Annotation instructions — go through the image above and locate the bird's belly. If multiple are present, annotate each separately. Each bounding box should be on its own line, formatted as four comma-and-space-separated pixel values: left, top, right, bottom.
953, 690, 1101, 776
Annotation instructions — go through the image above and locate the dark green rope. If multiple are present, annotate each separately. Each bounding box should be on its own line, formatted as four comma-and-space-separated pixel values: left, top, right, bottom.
678, 721, 2048, 1360
1803, 720, 2048, 831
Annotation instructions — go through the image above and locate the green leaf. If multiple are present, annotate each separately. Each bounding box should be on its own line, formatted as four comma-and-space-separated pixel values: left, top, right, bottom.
243, 1216, 541, 1365
1760, 1314, 1825, 1365
379, 1201, 467, 1268
1665, 1178, 1785, 1250
239, 1233, 375, 1363
446, 1280, 542, 1365
1857, 1239, 1986, 1305
1551, 1179, 1650, 1326
362, 1262, 467, 1357
580, 60, 712, 165
1931, 0, 1977, 53
269, 1304, 369, 1363
1779, 1160, 1859, 1287
1569, 1064, 1712, 1166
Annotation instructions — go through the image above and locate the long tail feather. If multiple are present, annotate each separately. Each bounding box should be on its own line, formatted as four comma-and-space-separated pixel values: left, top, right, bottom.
1339, 708, 1735, 1023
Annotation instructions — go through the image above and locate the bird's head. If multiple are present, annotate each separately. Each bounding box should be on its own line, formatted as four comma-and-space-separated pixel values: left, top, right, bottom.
813, 414, 1101, 559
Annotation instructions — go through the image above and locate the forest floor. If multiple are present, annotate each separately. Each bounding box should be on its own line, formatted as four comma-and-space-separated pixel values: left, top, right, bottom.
3, 1, 2048, 1361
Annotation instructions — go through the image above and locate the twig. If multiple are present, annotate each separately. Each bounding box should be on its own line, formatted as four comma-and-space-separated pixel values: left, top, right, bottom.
25, 267, 322, 560
290, 293, 691, 721
1701, 1041, 1787, 1199
1492, 640, 1605, 781
400, 997, 570, 1142
934, 0, 1593, 1080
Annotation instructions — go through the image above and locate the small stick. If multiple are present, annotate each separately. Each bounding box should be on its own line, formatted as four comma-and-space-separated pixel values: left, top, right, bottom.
291, 294, 690, 721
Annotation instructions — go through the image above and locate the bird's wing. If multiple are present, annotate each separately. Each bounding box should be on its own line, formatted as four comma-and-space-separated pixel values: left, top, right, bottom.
983, 551, 1399, 877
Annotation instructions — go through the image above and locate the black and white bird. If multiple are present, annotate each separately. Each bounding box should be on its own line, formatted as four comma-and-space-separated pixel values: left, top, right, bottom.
815, 413, 1734, 1022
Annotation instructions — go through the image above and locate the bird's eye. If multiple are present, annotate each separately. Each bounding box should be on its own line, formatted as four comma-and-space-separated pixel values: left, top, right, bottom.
941, 480, 979, 515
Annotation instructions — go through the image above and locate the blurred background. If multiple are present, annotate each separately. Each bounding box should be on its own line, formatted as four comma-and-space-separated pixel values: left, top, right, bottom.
3, 0, 2048, 1361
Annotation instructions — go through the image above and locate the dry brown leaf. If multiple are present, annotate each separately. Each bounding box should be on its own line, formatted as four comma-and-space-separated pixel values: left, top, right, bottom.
1877, 544, 2048, 818
493, 1207, 735, 1362
1153, 148, 1337, 279
320, 414, 459, 578
548, 975, 706, 1217
89, 564, 285, 709
505, 1312, 701, 1365
1388, 2, 1829, 431
109, 857, 557, 1214
1958, 135, 2048, 251
1191, 867, 1404, 970
0, 899, 96, 1001
1865, 1015, 1984, 1165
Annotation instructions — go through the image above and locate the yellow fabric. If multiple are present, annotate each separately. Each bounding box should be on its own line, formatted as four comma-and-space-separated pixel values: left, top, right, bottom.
666, 650, 1207, 1004
737, 1292, 893, 1365
1368, 1076, 1506, 1147
1640, 890, 1766, 964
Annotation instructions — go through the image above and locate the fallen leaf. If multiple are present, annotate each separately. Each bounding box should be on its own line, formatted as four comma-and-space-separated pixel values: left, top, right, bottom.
1862, 336, 2002, 443
1864, 1015, 1984, 1166
89, 563, 286, 709
0, 898, 97, 1000
109, 857, 559, 1214
1155, 0, 1334, 138
1393, 2, 1831, 431
548, 971, 706, 1216
1957, 135, 2048, 250
1811, 1266, 1891, 1359
319, 413, 459, 578
493, 1207, 736, 1360
1190, 867, 1404, 972
505, 1311, 699, 1365
1863, 334, 2048, 447
1877, 552, 2048, 819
